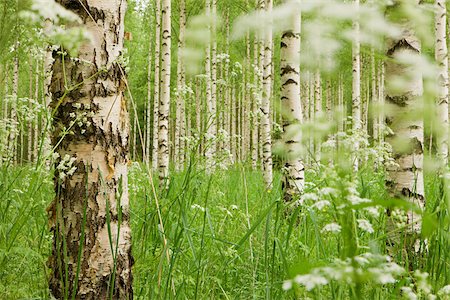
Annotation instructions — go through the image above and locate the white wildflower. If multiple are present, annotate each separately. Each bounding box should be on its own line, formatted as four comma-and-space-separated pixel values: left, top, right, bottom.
301, 193, 319, 202
369, 268, 396, 284
438, 285, 450, 296
401, 287, 417, 300
364, 206, 380, 218
312, 200, 331, 210
191, 204, 205, 212
52, 152, 60, 160
320, 187, 337, 196
321, 223, 341, 234
357, 219, 374, 233
294, 274, 328, 291
348, 195, 371, 205
282, 280, 293, 291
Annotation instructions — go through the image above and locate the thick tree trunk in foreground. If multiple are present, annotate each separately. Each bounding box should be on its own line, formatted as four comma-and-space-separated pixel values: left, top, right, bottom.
261, 0, 274, 188
385, 1, 425, 244
435, 0, 449, 165
281, 5, 304, 202
158, 0, 171, 184
48, 0, 133, 298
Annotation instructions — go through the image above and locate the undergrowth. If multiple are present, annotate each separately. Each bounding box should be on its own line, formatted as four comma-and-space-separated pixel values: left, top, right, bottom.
0, 160, 449, 299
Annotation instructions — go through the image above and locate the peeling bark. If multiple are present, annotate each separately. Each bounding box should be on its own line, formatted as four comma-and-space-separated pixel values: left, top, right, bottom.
48, 1, 133, 298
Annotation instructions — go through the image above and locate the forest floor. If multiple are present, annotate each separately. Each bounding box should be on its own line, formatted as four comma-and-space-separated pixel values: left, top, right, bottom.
0, 161, 449, 299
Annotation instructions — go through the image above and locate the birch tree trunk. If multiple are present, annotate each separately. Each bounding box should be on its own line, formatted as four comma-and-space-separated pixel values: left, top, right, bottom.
33, 59, 40, 162
371, 48, 379, 143
352, 0, 361, 170
435, 0, 449, 165
146, 5, 153, 166
158, 0, 171, 184
8, 41, 19, 164
261, 0, 274, 188
281, 6, 304, 202
28, 57, 33, 163
152, 0, 161, 171
251, 38, 259, 169
314, 71, 322, 161
175, 0, 186, 170
385, 0, 425, 243
48, 1, 133, 298
205, 0, 216, 170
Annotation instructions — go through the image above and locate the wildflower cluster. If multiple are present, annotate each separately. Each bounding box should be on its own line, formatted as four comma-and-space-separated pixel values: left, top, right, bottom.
283, 253, 405, 292
55, 153, 77, 180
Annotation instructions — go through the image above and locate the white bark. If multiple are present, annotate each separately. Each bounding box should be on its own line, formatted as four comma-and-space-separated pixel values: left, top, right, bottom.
175, 0, 186, 170
146, 4, 153, 166
281, 6, 304, 201
152, 0, 161, 171
435, 0, 449, 165
261, 0, 274, 188
8, 41, 19, 164
385, 1, 425, 237
352, 0, 361, 170
205, 0, 216, 171
48, 0, 133, 297
158, 0, 171, 184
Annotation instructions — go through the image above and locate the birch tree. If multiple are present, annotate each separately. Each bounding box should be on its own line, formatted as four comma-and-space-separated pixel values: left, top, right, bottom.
261, 0, 274, 188
205, 0, 216, 170
158, 0, 171, 184
281, 4, 304, 201
435, 0, 448, 165
152, 0, 161, 171
385, 0, 425, 245
175, 0, 186, 170
352, 0, 361, 170
48, 0, 133, 297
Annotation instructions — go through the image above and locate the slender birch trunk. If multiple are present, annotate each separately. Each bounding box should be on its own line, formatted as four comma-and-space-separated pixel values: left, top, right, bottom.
385, 0, 425, 243
435, 0, 449, 165
158, 0, 171, 184
211, 0, 218, 155
205, 0, 216, 170
251, 37, 259, 169
146, 6, 153, 166
314, 71, 322, 161
175, 0, 186, 170
28, 56, 33, 163
352, 0, 361, 170
152, 0, 161, 171
261, 0, 274, 188
8, 41, 19, 165
281, 5, 304, 201
33, 59, 40, 162
48, 1, 133, 297
371, 48, 379, 143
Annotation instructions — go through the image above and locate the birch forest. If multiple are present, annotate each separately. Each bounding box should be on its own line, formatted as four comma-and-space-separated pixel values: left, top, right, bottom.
1, 0, 450, 299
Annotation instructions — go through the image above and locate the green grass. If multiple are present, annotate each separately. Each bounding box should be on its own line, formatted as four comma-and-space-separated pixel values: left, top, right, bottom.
0, 160, 449, 299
